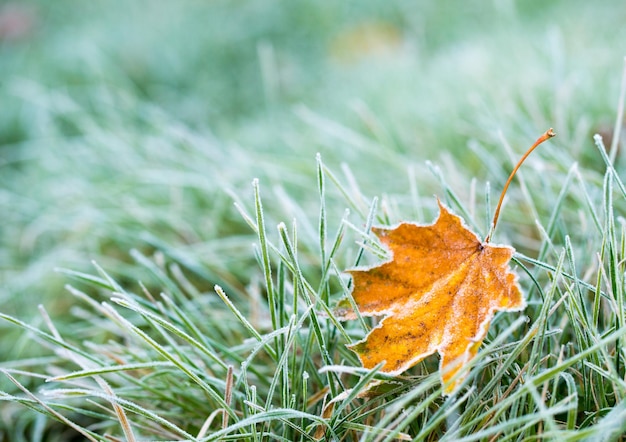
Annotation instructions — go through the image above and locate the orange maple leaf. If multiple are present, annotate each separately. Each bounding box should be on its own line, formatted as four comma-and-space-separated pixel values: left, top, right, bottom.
339, 129, 555, 395
341, 200, 523, 394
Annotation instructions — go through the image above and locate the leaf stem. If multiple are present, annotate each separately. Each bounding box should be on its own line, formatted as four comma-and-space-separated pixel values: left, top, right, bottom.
485, 128, 556, 243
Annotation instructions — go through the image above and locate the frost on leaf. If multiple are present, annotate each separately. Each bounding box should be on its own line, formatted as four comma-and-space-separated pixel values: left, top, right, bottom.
339, 199, 525, 395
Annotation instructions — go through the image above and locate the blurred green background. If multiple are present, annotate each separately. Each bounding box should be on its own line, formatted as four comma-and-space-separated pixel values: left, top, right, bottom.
1, 0, 625, 345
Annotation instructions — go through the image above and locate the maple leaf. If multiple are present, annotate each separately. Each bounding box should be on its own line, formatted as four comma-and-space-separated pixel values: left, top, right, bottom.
341, 200, 523, 394
339, 129, 555, 395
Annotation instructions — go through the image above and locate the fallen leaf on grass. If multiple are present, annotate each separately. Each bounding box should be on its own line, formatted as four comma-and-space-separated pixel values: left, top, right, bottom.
339, 199, 525, 394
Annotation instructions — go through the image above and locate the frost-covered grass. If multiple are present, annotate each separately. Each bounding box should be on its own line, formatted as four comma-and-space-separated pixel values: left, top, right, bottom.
2, 1, 626, 440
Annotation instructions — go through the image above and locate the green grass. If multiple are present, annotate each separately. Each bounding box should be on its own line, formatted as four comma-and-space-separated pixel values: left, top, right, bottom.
2, 0, 626, 440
